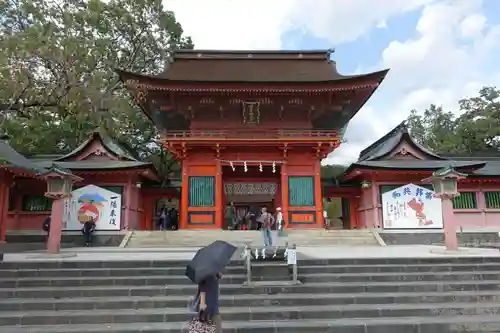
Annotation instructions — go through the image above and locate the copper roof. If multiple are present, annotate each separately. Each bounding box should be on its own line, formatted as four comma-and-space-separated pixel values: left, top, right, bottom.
149, 49, 388, 83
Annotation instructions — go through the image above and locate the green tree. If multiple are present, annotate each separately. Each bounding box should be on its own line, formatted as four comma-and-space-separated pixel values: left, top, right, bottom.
320, 164, 347, 179
456, 86, 500, 154
406, 86, 500, 156
406, 105, 459, 154
0, 0, 193, 178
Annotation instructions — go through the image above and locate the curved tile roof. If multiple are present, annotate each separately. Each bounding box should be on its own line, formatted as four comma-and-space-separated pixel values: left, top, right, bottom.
0, 137, 47, 174
55, 130, 138, 162
357, 121, 444, 162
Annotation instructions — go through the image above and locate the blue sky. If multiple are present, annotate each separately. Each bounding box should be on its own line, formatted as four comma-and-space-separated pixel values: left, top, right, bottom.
167, 0, 500, 164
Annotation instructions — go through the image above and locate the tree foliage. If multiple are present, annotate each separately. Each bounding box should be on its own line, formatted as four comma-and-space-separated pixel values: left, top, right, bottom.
406, 86, 500, 156
0, 0, 193, 178
320, 164, 347, 179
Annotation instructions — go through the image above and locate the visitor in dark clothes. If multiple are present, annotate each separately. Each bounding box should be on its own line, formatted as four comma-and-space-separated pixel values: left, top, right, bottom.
197, 272, 223, 333
42, 216, 51, 243
168, 208, 179, 230
82, 221, 96, 247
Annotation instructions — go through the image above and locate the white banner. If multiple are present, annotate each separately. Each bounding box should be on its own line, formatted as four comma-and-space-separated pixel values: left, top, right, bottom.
63, 185, 122, 231
382, 183, 443, 229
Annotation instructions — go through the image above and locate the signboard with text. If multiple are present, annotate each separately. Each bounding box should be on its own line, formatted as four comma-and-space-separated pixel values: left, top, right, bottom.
382, 183, 443, 229
63, 184, 121, 231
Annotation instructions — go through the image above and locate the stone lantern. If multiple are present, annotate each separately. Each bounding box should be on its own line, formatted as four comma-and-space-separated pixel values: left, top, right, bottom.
423, 166, 467, 251
39, 164, 82, 253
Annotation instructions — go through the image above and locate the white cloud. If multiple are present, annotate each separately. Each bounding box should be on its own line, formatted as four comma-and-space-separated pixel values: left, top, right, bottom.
163, 0, 433, 48
460, 14, 486, 38
286, 0, 435, 44
379, 1, 500, 115
162, 0, 500, 166
163, 0, 294, 49
327, 0, 500, 164
377, 20, 388, 29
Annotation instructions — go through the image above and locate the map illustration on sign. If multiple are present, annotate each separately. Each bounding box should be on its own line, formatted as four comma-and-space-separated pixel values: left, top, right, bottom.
382, 184, 443, 229
63, 185, 121, 231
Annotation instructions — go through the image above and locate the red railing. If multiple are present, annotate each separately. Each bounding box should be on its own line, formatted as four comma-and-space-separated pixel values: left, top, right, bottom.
162, 129, 340, 139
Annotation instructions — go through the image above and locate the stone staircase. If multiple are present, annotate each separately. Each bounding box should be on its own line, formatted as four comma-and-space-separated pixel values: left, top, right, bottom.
125, 229, 380, 247
1, 257, 500, 332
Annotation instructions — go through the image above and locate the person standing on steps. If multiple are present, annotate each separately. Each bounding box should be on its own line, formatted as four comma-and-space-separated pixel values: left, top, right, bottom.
258, 207, 274, 247
198, 272, 223, 333
224, 202, 236, 230
275, 207, 286, 238
158, 205, 168, 230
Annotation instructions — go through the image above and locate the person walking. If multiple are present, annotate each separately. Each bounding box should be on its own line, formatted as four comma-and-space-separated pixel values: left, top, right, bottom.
258, 207, 274, 247
275, 207, 286, 237
197, 272, 223, 333
224, 202, 236, 230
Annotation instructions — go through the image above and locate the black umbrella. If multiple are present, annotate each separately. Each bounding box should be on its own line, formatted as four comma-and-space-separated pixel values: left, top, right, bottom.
185, 240, 237, 284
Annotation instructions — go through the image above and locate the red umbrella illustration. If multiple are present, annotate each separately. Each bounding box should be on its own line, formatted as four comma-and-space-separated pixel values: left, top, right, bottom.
77, 193, 107, 224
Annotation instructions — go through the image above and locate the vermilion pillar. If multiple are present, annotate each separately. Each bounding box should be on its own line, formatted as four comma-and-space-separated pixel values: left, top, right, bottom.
215, 160, 223, 228
123, 177, 132, 230
441, 195, 459, 251
0, 178, 7, 243
314, 159, 323, 227
0, 171, 12, 243
180, 160, 189, 229
47, 199, 64, 253
280, 163, 289, 226
349, 198, 359, 229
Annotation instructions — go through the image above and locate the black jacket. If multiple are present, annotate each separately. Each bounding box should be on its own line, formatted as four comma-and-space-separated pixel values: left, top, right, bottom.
42, 216, 51, 233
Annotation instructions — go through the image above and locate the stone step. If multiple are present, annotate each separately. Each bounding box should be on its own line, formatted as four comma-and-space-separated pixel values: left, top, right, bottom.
1, 290, 499, 312
3, 257, 500, 333
2, 301, 500, 326
3, 262, 500, 278
3, 315, 500, 332
127, 241, 378, 248
3, 256, 500, 270
126, 230, 380, 247
2, 270, 500, 288
3, 280, 500, 299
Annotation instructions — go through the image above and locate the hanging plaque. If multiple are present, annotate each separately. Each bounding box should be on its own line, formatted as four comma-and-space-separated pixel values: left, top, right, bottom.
242, 101, 260, 124
224, 182, 277, 196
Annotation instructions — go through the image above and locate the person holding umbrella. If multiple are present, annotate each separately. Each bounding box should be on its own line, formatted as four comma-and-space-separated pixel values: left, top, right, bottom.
185, 240, 237, 333
196, 272, 222, 332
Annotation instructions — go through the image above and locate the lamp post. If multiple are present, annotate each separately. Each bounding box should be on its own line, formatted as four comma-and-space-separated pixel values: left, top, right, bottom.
422, 166, 467, 251
39, 164, 82, 254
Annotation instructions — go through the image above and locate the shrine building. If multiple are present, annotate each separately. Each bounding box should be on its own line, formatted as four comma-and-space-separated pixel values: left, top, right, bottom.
332, 122, 500, 230
2, 49, 498, 238
117, 50, 389, 229
0, 130, 169, 241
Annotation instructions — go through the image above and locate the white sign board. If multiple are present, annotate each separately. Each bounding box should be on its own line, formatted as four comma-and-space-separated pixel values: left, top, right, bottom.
382, 183, 443, 229
63, 185, 121, 231
287, 249, 297, 265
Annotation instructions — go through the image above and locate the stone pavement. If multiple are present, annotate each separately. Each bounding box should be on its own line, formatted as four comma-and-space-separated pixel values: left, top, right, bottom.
2, 244, 499, 262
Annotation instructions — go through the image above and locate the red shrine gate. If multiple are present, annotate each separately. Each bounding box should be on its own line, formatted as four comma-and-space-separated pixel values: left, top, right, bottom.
118, 49, 388, 229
